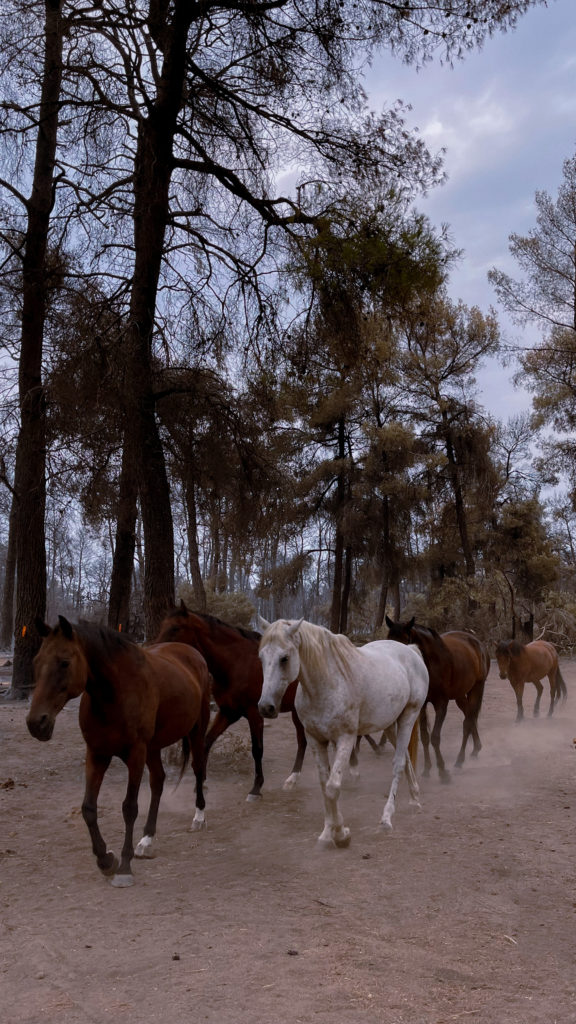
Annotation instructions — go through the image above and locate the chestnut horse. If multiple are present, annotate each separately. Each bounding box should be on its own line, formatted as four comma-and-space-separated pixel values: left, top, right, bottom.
27, 616, 211, 887
156, 604, 306, 799
495, 638, 567, 721
385, 616, 490, 782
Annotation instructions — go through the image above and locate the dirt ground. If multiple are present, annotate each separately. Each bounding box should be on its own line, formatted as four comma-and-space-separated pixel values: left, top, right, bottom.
1, 659, 575, 1024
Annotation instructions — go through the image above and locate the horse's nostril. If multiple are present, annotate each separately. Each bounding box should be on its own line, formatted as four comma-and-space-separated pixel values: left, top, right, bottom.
258, 702, 276, 719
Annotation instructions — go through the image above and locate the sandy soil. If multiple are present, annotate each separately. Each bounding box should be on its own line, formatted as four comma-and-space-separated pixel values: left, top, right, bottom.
1, 660, 575, 1024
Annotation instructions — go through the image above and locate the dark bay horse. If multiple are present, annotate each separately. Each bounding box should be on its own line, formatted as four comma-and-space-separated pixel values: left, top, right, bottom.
495, 638, 567, 721
385, 615, 490, 782
156, 604, 306, 799
27, 616, 211, 887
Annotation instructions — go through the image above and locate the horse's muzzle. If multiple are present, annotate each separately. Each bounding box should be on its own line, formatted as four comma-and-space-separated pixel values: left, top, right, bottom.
258, 701, 278, 719
26, 713, 55, 742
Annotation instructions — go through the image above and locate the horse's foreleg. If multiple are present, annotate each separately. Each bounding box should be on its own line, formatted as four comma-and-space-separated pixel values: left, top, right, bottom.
430, 700, 450, 782
309, 736, 351, 848
113, 745, 146, 887
135, 748, 165, 859
244, 705, 264, 801
283, 708, 307, 790
82, 751, 116, 876
513, 682, 525, 722
381, 710, 420, 830
532, 680, 543, 718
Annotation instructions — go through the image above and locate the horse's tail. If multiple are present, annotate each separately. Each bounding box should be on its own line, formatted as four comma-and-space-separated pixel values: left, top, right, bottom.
408, 717, 419, 772
177, 735, 192, 786
556, 665, 568, 703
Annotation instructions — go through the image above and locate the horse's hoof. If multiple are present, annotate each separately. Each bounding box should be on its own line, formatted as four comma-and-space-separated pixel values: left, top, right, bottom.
378, 819, 393, 832
246, 792, 262, 802
440, 772, 452, 784
111, 873, 134, 888
135, 836, 155, 859
99, 852, 119, 876
334, 829, 351, 849
282, 775, 298, 791
190, 818, 207, 832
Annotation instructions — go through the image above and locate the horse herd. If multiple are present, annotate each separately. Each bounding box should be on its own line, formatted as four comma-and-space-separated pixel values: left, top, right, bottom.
25, 605, 568, 887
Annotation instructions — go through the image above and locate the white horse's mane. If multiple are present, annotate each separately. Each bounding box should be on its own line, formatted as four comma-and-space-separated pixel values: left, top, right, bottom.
261, 618, 361, 679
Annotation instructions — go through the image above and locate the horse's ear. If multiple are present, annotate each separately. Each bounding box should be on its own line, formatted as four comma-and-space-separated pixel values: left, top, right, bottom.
179, 599, 188, 613
57, 615, 74, 640
408, 616, 415, 629
35, 617, 51, 638
385, 614, 393, 629
257, 614, 271, 632
287, 617, 304, 638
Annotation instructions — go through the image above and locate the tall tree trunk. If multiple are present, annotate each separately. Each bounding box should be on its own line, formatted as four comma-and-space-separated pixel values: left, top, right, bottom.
339, 544, 352, 634
329, 416, 346, 634
184, 476, 206, 610
443, 415, 475, 578
10, 0, 63, 698
122, 1, 196, 638
0, 494, 17, 650
374, 495, 391, 632
108, 439, 138, 631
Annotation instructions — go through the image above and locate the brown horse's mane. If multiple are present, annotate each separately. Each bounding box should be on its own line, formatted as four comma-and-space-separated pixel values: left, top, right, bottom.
72, 621, 144, 700
412, 623, 443, 643
168, 606, 261, 642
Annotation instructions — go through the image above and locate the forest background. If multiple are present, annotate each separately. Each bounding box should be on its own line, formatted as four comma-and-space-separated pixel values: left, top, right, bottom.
2, 0, 576, 698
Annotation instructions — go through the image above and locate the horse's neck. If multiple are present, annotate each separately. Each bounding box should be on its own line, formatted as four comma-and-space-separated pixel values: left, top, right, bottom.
298, 637, 355, 701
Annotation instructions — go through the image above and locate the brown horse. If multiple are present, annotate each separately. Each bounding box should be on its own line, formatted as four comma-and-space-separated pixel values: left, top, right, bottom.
26, 616, 211, 887
385, 615, 490, 782
495, 638, 567, 721
156, 604, 306, 799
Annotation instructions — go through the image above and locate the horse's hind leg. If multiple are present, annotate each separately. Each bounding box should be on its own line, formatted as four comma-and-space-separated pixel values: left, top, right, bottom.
113, 744, 147, 887
532, 680, 543, 717
547, 672, 557, 716
135, 748, 165, 858
455, 680, 485, 768
419, 703, 433, 778
190, 722, 208, 831
82, 750, 117, 877
310, 735, 353, 848
430, 700, 450, 783
381, 710, 420, 830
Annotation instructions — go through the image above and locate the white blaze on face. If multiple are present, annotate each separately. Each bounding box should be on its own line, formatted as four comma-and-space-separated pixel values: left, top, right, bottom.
258, 642, 290, 717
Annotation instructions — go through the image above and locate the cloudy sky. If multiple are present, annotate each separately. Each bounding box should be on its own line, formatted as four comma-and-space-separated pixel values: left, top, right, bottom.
364, 0, 576, 418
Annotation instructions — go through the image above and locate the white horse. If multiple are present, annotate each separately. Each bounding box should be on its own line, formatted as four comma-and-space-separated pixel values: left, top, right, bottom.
257, 617, 429, 848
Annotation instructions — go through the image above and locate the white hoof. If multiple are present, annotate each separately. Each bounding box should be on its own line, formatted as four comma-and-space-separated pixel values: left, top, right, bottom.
134, 835, 155, 859
246, 792, 262, 802
282, 773, 300, 791
111, 874, 134, 887
378, 819, 393, 832
190, 811, 206, 832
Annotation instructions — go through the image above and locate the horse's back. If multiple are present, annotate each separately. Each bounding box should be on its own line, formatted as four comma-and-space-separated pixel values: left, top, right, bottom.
524, 640, 558, 677
359, 639, 429, 710
441, 631, 490, 686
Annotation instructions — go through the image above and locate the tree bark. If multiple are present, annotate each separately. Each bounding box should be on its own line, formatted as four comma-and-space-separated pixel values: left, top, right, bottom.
0, 495, 17, 650
108, 439, 138, 631
10, 0, 63, 697
121, 0, 197, 638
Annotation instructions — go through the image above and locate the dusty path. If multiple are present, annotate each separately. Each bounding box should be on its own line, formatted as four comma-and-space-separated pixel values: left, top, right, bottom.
1, 661, 575, 1024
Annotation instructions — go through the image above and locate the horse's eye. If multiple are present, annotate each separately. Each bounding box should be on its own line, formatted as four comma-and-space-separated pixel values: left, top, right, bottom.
280, 655, 288, 666
60, 659, 70, 670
